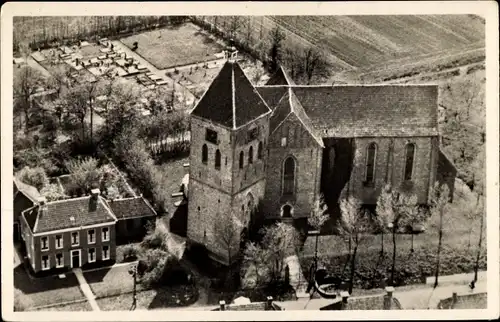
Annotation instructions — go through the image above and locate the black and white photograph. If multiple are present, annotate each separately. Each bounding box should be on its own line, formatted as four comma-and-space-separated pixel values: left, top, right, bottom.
1, 1, 498, 320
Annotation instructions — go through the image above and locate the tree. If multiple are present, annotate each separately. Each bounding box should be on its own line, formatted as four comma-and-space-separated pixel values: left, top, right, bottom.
308, 193, 329, 268
429, 182, 450, 288
62, 81, 98, 141
214, 212, 242, 266
65, 157, 102, 195
16, 166, 48, 190
14, 66, 46, 128
375, 190, 391, 256
302, 46, 330, 84
268, 26, 286, 73
376, 184, 418, 286
227, 16, 242, 39
339, 196, 373, 294
40, 183, 65, 201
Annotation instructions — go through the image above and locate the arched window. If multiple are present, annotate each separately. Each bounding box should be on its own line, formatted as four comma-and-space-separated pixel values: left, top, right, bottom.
283, 157, 295, 195
202, 144, 208, 164
365, 143, 377, 183
282, 205, 292, 218
248, 146, 254, 164
239, 151, 244, 169
404, 143, 416, 181
258, 142, 263, 159
215, 149, 221, 170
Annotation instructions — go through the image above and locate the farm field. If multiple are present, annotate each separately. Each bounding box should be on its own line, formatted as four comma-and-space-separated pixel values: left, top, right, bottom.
120, 23, 225, 70
197, 15, 485, 77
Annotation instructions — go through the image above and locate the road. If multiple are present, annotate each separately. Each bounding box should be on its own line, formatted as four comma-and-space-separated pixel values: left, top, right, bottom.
110, 40, 197, 107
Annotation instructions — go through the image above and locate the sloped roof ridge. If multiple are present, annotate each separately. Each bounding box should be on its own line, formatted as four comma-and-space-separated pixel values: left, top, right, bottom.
288, 88, 324, 147
256, 83, 439, 88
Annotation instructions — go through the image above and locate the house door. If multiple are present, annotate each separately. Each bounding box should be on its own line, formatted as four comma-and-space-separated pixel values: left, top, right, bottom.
71, 250, 80, 268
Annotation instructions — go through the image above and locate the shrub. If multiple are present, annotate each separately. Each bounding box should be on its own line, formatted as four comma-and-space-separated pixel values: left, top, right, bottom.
16, 166, 49, 190
40, 183, 66, 201
121, 244, 141, 262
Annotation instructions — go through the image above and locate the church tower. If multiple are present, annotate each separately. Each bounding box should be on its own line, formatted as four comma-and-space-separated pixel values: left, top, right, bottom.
187, 57, 271, 265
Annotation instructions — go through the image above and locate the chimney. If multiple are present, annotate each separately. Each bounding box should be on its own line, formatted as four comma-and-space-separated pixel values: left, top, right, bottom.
265, 296, 273, 311
384, 286, 395, 310
89, 189, 100, 212
219, 300, 226, 311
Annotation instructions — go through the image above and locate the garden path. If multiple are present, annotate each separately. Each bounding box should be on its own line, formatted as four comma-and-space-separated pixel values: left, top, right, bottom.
73, 268, 100, 311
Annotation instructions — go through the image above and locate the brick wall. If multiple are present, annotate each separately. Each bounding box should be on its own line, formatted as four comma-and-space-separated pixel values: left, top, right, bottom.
30, 224, 116, 273
264, 115, 322, 218
347, 136, 438, 204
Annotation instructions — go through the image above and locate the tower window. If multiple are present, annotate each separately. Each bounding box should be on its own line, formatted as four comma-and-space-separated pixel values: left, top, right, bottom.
215, 149, 221, 170
205, 129, 218, 144
247, 127, 259, 143
404, 143, 416, 181
283, 157, 296, 195
202, 144, 208, 164
258, 142, 263, 159
365, 143, 377, 184
239, 151, 244, 169
281, 137, 287, 147
248, 146, 254, 164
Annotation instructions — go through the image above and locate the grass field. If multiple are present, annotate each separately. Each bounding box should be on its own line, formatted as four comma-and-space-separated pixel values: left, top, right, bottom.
197, 15, 485, 77
120, 23, 224, 70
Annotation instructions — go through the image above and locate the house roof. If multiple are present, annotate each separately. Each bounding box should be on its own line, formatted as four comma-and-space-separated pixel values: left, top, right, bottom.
107, 196, 157, 220
265, 66, 296, 86
191, 60, 271, 129
14, 178, 41, 202
22, 195, 116, 234
270, 87, 324, 147
256, 85, 439, 137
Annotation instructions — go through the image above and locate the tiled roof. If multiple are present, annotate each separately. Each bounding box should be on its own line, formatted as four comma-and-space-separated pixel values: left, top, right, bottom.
266, 66, 296, 86
191, 61, 271, 129
107, 196, 157, 220
23, 195, 116, 233
14, 178, 41, 202
256, 85, 439, 137
270, 88, 324, 147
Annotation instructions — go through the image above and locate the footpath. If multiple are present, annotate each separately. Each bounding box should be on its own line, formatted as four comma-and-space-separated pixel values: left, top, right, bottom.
73, 268, 100, 311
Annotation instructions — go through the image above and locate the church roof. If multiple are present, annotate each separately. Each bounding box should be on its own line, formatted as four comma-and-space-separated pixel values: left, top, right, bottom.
191, 61, 271, 129
257, 85, 438, 137
265, 66, 296, 86
270, 88, 324, 147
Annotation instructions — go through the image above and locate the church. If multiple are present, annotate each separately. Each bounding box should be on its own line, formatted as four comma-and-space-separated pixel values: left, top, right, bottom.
186, 55, 456, 265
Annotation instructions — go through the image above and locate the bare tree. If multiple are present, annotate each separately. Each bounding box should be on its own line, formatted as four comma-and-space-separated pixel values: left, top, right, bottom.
429, 182, 451, 288
339, 196, 372, 294
213, 212, 242, 266
303, 46, 330, 84
376, 184, 419, 286
268, 26, 286, 73
308, 193, 329, 268
14, 66, 46, 129
227, 16, 242, 40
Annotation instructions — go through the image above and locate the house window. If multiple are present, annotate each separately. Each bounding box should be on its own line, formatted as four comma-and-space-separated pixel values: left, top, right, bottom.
205, 129, 218, 144
202, 144, 208, 164
281, 137, 287, 147
102, 246, 110, 260
88, 248, 96, 263
283, 157, 296, 195
248, 146, 254, 164
404, 143, 416, 181
258, 142, 263, 159
88, 229, 95, 244
56, 253, 64, 268
215, 149, 221, 170
365, 143, 377, 184
55, 235, 63, 249
71, 232, 79, 246
239, 151, 244, 169
102, 227, 109, 242
41, 255, 50, 270
41, 237, 49, 251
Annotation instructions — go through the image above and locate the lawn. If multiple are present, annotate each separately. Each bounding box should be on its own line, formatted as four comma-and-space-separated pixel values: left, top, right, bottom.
84, 264, 146, 299
30, 300, 92, 311
299, 179, 487, 289
96, 284, 198, 310
120, 23, 224, 70
14, 265, 85, 309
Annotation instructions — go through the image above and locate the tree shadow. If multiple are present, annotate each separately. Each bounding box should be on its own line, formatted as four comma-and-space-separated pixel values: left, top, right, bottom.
14, 263, 80, 295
